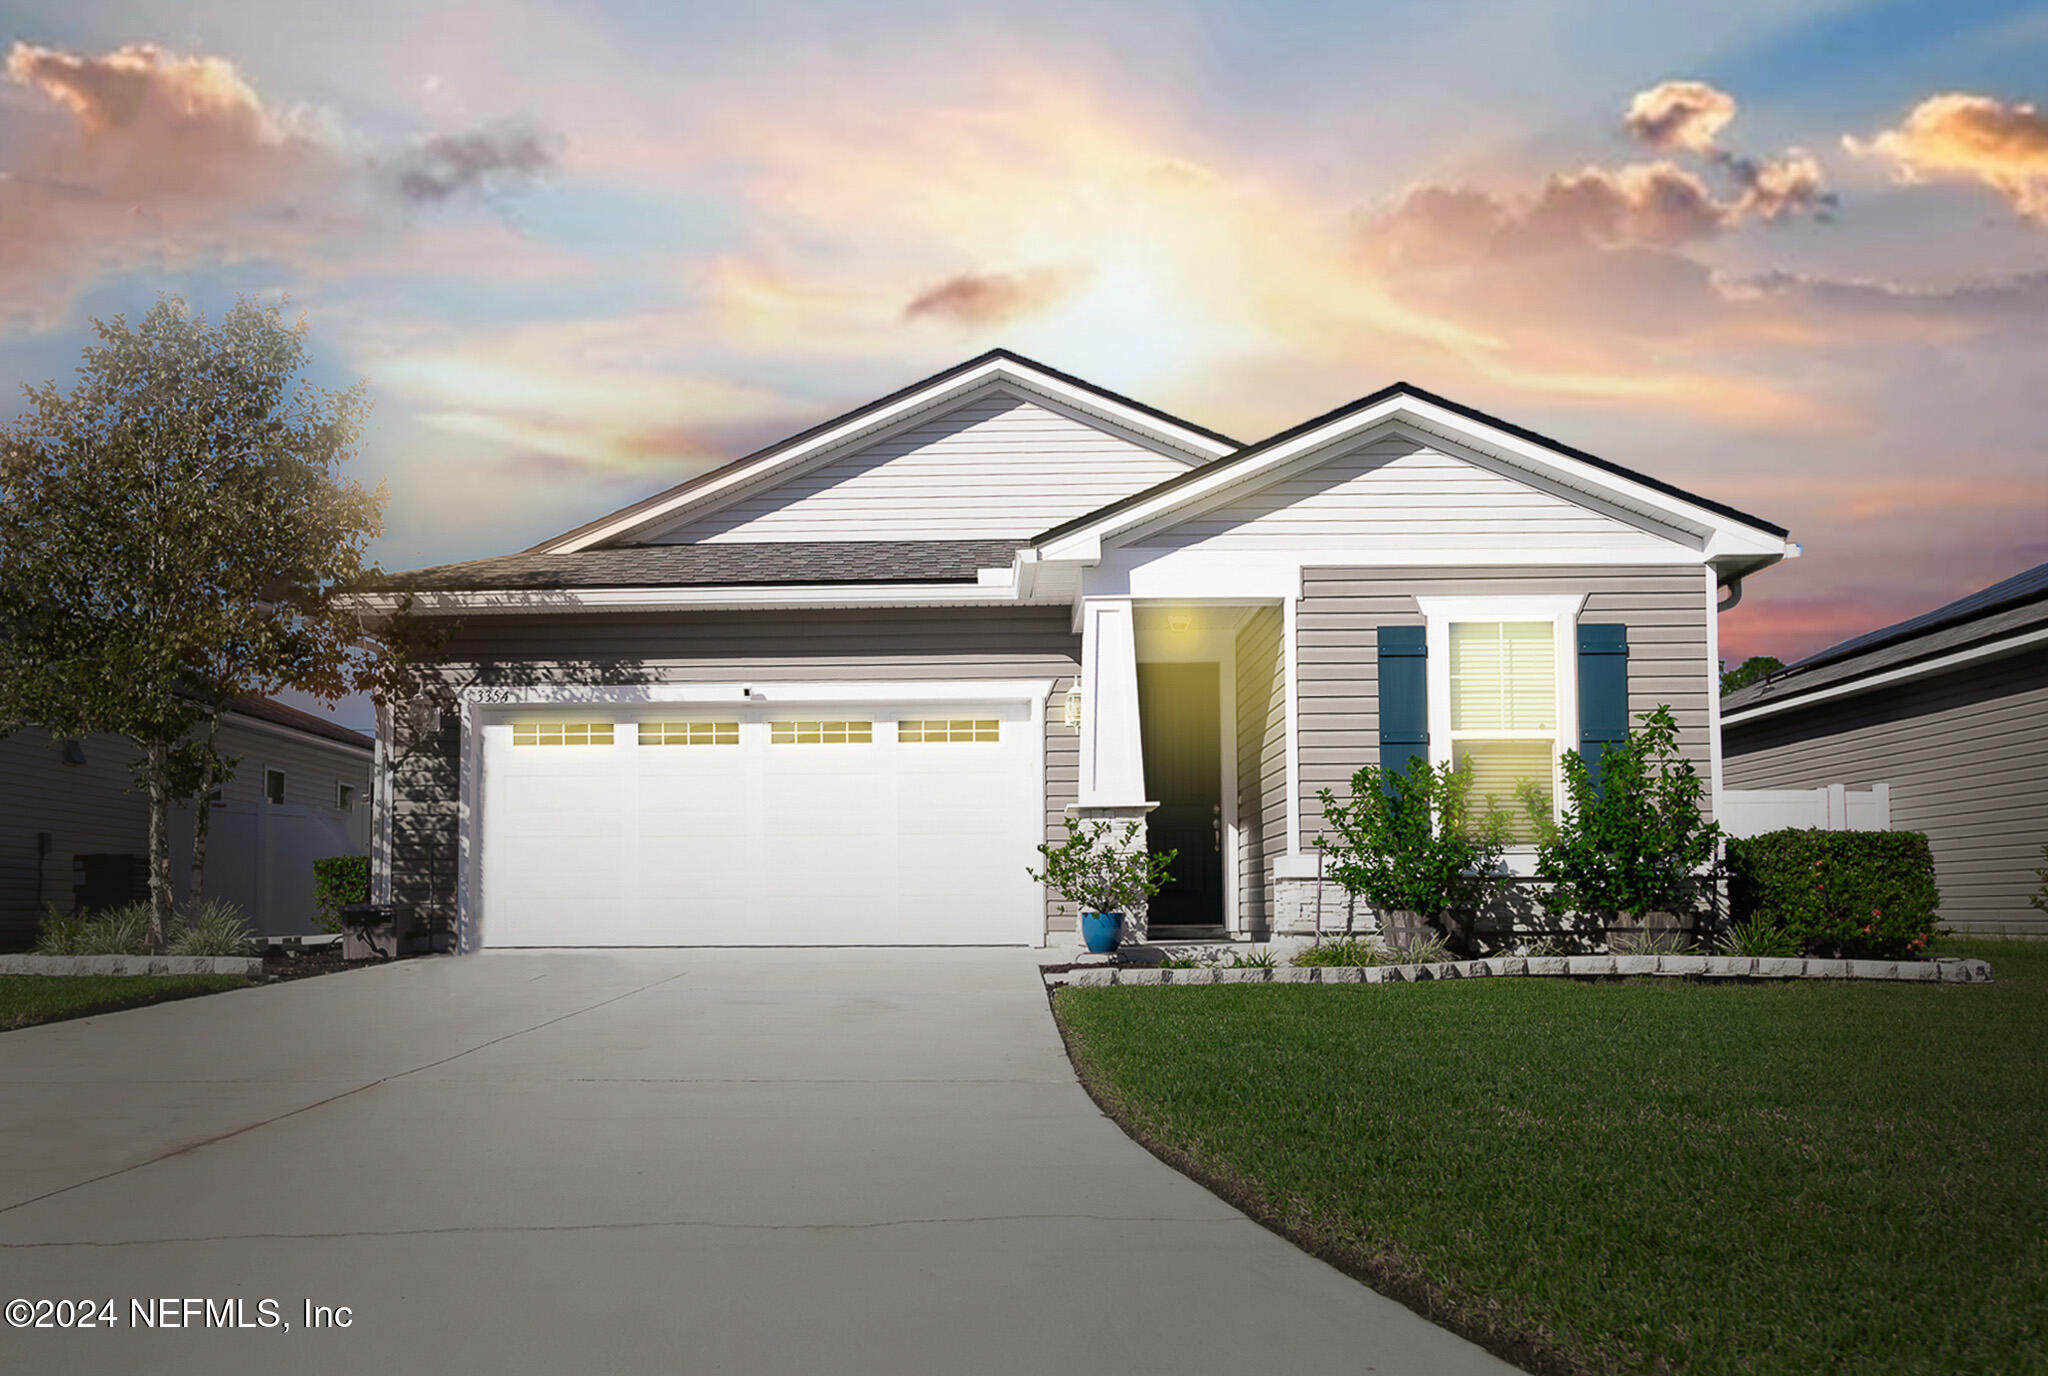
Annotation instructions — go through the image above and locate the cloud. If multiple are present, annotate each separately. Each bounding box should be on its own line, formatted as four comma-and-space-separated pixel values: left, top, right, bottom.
382, 119, 560, 205
1846, 92, 2048, 223
902, 266, 1090, 326
1625, 80, 1736, 155
0, 39, 561, 328
1363, 161, 1730, 268
1623, 78, 1836, 224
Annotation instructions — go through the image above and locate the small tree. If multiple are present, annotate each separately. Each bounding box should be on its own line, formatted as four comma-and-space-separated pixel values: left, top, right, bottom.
1720, 655, 1783, 695
0, 296, 416, 952
1027, 818, 1176, 919
1315, 757, 1511, 947
1523, 704, 1721, 922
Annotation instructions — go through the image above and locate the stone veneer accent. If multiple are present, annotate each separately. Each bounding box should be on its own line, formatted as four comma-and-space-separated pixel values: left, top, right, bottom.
0, 954, 263, 977
1051, 955, 1995, 987
1269, 853, 1366, 937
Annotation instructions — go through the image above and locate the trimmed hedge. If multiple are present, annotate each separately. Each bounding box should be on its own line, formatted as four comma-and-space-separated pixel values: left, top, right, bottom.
311, 855, 370, 935
1725, 829, 1943, 959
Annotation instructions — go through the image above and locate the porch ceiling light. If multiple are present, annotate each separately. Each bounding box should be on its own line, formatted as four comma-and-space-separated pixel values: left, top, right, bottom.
1167, 612, 1193, 633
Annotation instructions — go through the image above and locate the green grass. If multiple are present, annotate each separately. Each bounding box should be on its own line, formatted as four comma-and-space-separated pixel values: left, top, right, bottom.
0, 974, 251, 1031
1054, 940, 2048, 1376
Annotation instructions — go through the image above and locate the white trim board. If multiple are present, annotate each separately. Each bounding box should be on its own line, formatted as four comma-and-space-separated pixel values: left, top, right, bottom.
1720, 623, 2048, 727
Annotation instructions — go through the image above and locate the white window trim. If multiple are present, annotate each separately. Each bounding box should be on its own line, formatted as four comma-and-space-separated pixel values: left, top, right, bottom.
264, 766, 287, 807
1414, 595, 1585, 835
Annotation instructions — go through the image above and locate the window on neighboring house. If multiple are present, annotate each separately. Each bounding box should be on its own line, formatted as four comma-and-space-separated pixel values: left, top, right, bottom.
769, 720, 872, 745
898, 718, 1000, 743
639, 721, 740, 746
207, 787, 225, 809
511, 722, 615, 747
265, 768, 287, 806
336, 782, 355, 809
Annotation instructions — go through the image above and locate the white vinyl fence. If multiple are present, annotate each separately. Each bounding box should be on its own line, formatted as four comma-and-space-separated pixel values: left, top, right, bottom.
172, 799, 369, 938
1719, 782, 1890, 840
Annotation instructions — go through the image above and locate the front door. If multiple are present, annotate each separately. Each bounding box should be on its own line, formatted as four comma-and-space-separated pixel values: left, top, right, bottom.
1137, 662, 1224, 927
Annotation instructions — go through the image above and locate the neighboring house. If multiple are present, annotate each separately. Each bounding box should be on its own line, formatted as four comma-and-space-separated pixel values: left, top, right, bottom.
361, 350, 1794, 950
1723, 558, 2048, 936
0, 697, 373, 941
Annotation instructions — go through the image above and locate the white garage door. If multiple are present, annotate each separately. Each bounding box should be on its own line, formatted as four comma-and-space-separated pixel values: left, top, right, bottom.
477, 701, 1043, 946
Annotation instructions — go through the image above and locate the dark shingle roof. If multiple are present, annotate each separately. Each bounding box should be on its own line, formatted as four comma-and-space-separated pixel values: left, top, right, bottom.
1723, 556, 2048, 715
229, 696, 373, 751
370, 540, 1022, 592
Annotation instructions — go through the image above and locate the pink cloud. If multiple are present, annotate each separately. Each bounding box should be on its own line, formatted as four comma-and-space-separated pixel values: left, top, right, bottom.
1847, 92, 2048, 224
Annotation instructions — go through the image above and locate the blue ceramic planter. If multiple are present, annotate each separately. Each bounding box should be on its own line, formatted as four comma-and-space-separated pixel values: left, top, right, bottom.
1080, 911, 1124, 954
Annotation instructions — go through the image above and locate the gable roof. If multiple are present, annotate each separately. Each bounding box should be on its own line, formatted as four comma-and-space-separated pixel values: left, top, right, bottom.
367, 541, 1020, 592
533, 350, 1243, 555
1033, 380, 1790, 556
1723, 556, 2048, 719
228, 696, 373, 752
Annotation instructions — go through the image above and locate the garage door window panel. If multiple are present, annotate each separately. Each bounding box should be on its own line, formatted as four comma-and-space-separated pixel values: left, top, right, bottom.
899, 718, 1000, 743
770, 720, 872, 744
512, 721, 615, 747
639, 721, 740, 746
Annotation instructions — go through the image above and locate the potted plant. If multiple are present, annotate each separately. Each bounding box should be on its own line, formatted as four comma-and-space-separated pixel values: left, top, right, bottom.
1315, 758, 1511, 956
1028, 817, 1176, 953
1521, 704, 1722, 949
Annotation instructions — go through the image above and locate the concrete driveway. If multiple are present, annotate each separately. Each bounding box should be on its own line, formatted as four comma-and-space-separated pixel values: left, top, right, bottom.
0, 950, 1517, 1375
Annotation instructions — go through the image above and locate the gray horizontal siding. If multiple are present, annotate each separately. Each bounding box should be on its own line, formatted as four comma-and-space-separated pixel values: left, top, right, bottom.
1296, 565, 1713, 845
395, 608, 1082, 940
1725, 649, 2048, 934
1136, 437, 1673, 553
1234, 607, 1285, 933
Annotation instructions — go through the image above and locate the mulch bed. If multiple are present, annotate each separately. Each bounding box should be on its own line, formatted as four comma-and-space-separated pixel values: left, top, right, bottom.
260, 943, 386, 983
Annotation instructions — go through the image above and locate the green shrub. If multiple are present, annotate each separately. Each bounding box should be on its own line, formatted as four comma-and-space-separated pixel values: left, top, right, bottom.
2031, 843, 2047, 916
1292, 937, 1385, 967
312, 855, 371, 935
1027, 818, 1177, 917
1725, 829, 1944, 959
33, 901, 153, 955
1717, 912, 1801, 958
1290, 933, 1454, 967
1227, 949, 1278, 969
167, 898, 256, 956
1315, 758, 1510, 945
1523, 704, 1721, 922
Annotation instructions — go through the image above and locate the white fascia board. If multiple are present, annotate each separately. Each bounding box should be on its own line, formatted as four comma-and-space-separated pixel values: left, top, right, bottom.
546, 361, 1235, 554
1720, 623, 2048, 727
455, 679, 1057, 707
1040, 394, 1789, 562
349, 582, 1044, 615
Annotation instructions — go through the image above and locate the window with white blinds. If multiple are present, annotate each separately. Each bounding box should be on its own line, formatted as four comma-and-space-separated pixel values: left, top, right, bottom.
1447, 621, 1558, 837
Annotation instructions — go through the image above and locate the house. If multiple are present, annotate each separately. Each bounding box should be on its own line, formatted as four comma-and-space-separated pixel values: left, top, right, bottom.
360, 350, 1794, 950
1723, 558, 2048, 936
0, 697, 373, 942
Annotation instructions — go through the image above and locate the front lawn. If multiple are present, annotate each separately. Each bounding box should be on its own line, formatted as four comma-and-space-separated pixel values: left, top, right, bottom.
0, 973, 252, 1031
1055, 941, 2047, 1376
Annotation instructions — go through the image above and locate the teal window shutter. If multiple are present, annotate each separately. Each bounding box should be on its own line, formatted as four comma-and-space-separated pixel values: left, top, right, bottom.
1577, 623, 1630, 795
1377, 624, 1428, 796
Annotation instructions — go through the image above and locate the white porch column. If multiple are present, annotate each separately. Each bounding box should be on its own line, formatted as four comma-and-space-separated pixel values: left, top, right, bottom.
1078, 597, 1148, 806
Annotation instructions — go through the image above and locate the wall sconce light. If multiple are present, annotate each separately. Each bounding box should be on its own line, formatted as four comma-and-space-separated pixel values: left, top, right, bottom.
409, 702, 442, 735
60, 739, 87, 766
1062, 687, 1084, 728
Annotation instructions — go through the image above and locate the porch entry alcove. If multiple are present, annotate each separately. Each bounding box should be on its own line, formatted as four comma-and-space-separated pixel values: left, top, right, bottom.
1127, 603, 1273, 935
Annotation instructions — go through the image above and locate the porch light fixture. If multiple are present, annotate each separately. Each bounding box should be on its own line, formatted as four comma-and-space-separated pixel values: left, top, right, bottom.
1062, 687, 1083, 729
1167, 612, 1192, 633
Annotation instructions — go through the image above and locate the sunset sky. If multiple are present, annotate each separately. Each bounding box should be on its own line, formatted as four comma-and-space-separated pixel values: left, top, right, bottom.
3, 0, 2046, 729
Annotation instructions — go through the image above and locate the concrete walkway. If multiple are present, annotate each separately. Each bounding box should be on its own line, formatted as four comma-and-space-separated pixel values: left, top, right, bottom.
0, 950, 1518, 1375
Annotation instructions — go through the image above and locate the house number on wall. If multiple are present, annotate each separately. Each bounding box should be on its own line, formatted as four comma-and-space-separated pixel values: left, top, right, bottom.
468, 687, 518, 704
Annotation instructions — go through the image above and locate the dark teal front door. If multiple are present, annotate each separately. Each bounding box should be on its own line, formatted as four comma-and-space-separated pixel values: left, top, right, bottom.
1137, 662, 1224, 927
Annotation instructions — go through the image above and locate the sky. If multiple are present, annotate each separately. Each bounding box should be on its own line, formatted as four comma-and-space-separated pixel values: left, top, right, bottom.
2, 0, 2046, 731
